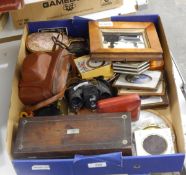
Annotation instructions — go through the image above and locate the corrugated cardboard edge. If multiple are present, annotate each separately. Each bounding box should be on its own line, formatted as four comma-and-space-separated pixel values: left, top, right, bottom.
157, 16, 185, 153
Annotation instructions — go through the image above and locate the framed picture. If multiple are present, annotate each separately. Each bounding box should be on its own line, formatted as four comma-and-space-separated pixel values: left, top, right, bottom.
140, 93, 169, 109
118, 80, 165, 96
113, 61, 150, 75
101, 28, 148, 49
113, 70, 162, 90
89, 21, 163, 61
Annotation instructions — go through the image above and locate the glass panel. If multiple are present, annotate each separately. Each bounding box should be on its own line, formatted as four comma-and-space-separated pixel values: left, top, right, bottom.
101, 29, 149, 49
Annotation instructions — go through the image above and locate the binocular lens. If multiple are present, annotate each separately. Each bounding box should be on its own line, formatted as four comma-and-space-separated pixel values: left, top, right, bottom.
85, 95, 97, 110
71, 97, 83, 109
67, 86, 84, 110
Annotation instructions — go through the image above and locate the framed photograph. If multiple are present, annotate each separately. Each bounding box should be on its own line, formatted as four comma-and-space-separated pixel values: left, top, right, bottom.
118, 80, 165, 96
113, 61, 150, 75
113, 61, 149, 69
141, 93, 169, 109
101, 28, 148, 49
134, 128, 175, 156
89, 21, 163, 61
113, 65, 150, 75
113, 70, 162, 90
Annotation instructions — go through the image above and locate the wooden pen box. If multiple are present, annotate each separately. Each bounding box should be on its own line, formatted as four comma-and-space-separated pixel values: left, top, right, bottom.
13, 113, 132, 159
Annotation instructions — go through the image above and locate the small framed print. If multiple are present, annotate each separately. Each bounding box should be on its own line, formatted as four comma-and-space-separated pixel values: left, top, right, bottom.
113, 65, 150, 75
89, 21, 163, 61
101, 28, 148, 49
113, 61, 149, 69
118, 80, 165, 96
113, 61, 150, 75
141, 93, 169, 109
134, 128, 175, 156
114, 70, 162, 90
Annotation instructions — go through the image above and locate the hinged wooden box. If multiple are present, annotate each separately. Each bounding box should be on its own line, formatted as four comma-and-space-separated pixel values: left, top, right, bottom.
13, 113, 132, 159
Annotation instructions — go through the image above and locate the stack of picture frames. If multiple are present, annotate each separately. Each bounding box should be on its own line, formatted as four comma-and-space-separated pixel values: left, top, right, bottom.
89, 21, 168, 109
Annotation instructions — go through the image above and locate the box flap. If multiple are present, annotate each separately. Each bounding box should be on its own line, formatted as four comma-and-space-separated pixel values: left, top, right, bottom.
121, 154, 185, 174
73, 152, 123, 175
28, 17, 90, 38
111, 14, 160, 30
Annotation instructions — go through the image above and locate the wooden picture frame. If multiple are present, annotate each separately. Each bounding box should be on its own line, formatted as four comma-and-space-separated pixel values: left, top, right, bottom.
141, 93, 169, 109
113, 70, 162, 90
118, 80, 165, 96
89, 21, 163, 61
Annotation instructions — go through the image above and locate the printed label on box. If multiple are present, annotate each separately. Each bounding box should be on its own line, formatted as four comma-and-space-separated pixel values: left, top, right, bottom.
32, 165, 50, 171
67, 128, 80, 135
38, 27, 68, 34
42, 0, 79, 11
88, 162, 107, 168
98, 22, 113, 27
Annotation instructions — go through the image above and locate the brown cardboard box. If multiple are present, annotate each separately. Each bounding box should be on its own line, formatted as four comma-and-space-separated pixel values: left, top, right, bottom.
10, 0, 123, 28
6, 16, 185, 174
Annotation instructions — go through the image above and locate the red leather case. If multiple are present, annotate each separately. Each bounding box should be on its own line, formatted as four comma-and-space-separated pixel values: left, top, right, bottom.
97, 94, 141, 121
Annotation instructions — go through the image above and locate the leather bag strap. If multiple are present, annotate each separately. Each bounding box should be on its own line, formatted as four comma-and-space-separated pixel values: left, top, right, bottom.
24, 87, 66, 114
24, 55, 77, 115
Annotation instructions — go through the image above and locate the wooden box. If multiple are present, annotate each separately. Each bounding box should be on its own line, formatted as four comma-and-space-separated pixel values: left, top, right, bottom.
13, 113, 132, 159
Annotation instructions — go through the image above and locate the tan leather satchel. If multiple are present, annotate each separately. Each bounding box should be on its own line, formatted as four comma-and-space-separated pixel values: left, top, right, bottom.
19, 48, 75, 113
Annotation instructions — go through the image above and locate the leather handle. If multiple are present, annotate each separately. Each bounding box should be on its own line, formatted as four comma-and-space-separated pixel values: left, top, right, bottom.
52, 32, 69, 52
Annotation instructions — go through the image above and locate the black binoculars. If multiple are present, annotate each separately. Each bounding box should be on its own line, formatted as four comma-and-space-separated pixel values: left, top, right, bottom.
66, 78, 113, 111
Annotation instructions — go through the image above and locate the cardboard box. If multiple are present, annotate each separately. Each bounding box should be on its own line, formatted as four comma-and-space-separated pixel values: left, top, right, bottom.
7, 15, 185, 175
10, 0, 123, 28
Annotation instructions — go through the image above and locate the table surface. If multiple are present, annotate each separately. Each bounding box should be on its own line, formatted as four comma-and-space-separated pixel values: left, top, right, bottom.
0, 40, 20, 175
0, 1, 186, 175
